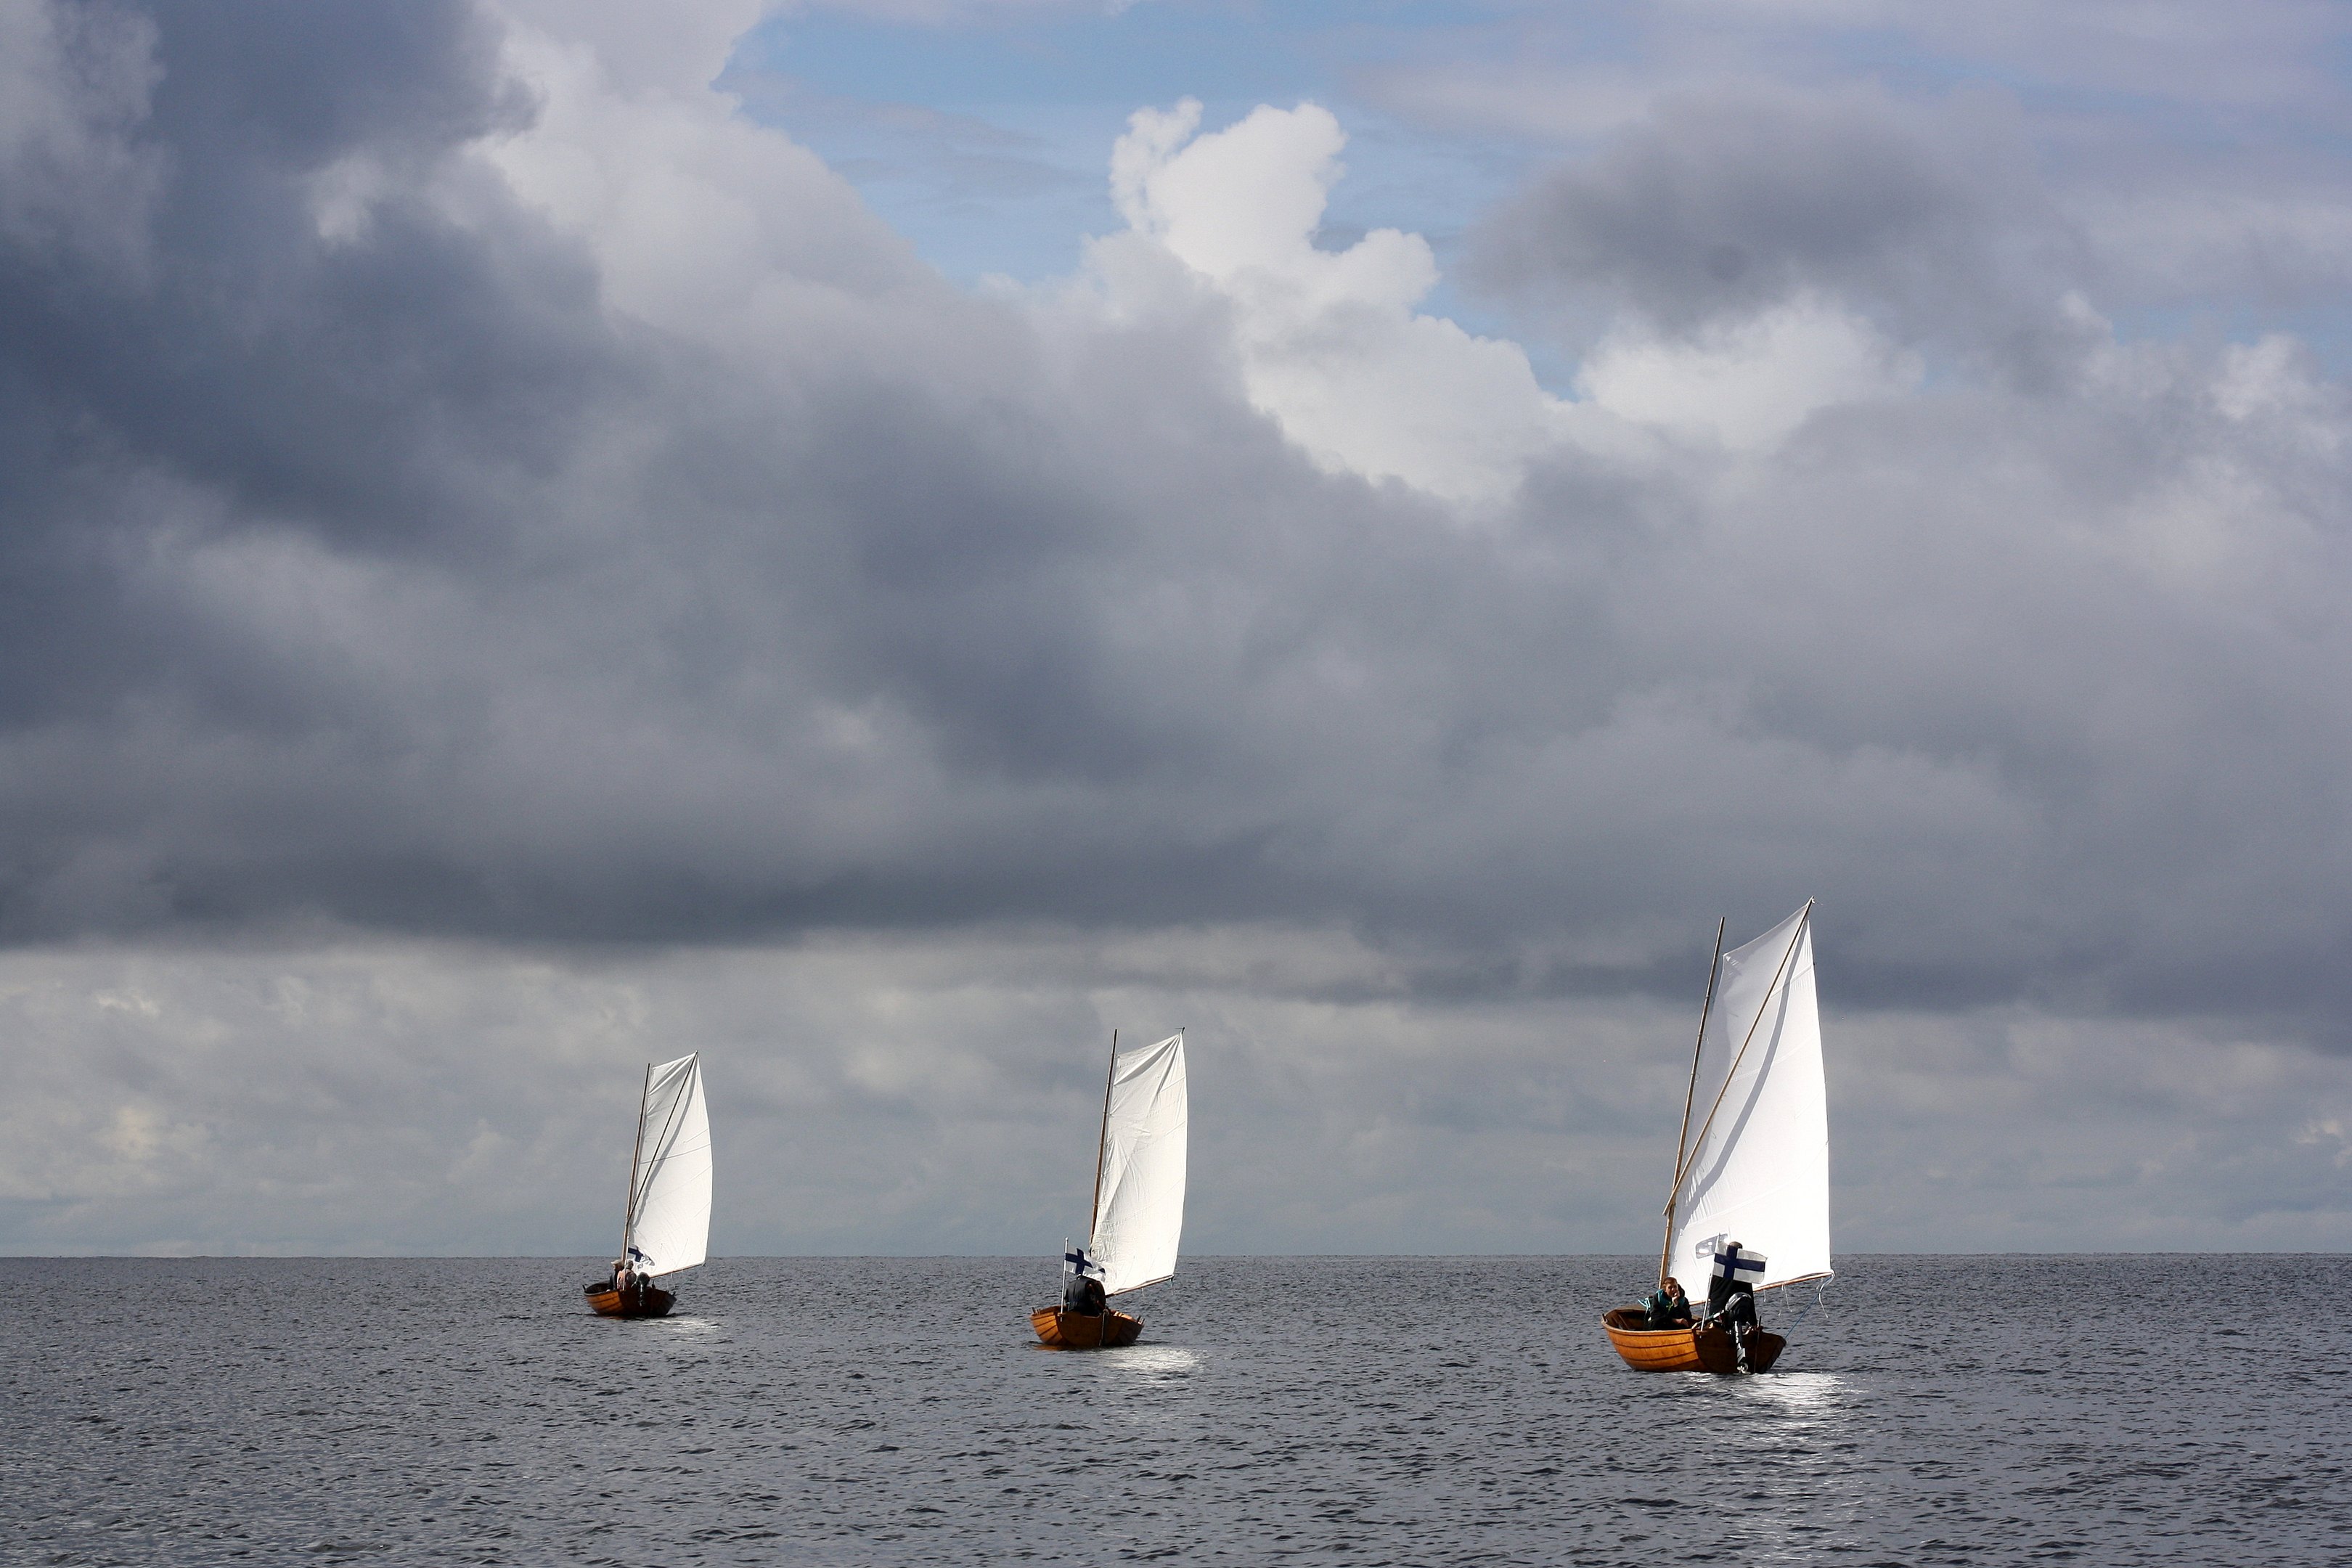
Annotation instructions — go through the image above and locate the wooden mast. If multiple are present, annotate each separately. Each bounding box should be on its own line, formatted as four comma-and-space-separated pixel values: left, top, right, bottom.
1659, 917, 1726, 1291
621, 1060, 652, 1265
1662, 900, 1814, 1243
1088, 1029, 1118, 1244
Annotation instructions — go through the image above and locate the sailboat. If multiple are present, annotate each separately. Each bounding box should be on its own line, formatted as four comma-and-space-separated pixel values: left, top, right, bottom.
584, 1053, 712, 1319
1031, 1030, 1188, 1350
1603, 902, 1831, 1373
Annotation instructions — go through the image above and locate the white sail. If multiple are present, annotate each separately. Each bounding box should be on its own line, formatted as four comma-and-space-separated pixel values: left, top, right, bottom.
1666, 906, 1830, 1297
626, 1053, 711, 1278
1087, 1032, 1188, 1297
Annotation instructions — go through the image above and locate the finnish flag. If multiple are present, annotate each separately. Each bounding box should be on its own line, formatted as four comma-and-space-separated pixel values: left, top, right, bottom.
1710, 1244, 1767, 1285
1063, 1242, 1102, 1279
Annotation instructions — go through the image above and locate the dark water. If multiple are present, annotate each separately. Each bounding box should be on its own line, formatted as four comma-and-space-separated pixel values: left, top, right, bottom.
8, 1256, 2350, 1566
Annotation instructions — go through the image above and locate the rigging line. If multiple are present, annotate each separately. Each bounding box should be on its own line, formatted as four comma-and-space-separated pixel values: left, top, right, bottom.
1659, 916, 1727, 1290
621, 1061, 652, 1253
1088, 1029, 1118, 1244
1669, 918, 1728, 1193
1770, 1276, 1832, 1336
1661, 900, 1814, 1223
635, 1058, 698, 1214
632, 1055, 699, 1225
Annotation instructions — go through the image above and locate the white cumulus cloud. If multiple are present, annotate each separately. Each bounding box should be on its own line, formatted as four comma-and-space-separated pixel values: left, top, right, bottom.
1086, 97, 1579, 508
1577, 293, 1924, 450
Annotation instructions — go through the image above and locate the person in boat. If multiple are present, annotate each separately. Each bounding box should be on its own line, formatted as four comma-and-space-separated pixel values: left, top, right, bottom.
1706, 1244, 1760, 1330
1643, 1276, 1694, 1329
1706, 1242, 1763, 1369
1063, 1270, 1108, 1316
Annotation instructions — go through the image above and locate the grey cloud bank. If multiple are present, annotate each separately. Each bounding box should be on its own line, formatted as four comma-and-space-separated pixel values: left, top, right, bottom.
11, 935, 2343, 1258
2, 0, 2348, 1254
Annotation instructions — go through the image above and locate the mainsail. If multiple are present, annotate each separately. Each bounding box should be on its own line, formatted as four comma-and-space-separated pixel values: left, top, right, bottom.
1665, 905, 1830, 1296
1087, 1032, 1188, 1296
625, 1053, 711, 1278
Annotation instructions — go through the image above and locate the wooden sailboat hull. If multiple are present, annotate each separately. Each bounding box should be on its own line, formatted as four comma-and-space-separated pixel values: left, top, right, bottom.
585, 1281, 677, 1318
1030, 1305, 1143, 1349
1601, 1307, 1785, 1373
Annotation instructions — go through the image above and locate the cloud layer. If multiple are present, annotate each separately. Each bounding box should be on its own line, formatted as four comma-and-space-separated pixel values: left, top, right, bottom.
13, 933, 2346, 1257
3, 0, 2349, 1252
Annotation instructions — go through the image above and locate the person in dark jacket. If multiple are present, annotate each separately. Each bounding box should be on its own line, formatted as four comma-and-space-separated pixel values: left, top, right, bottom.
1063, 1271, 1107, 1315
1643, 1277, 1694, 1329
1707, 1242, 1763, 1369
1707, 1244, 1760, 1327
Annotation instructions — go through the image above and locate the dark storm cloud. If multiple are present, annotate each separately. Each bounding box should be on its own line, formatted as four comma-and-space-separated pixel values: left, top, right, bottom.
1, 0, 626, 752
1466, 85, 2095, 380
6, 1, 620, 556
3, 0, 2351, 1052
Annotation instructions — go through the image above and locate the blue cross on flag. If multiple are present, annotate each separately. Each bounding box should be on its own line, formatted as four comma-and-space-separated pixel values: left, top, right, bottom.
1710, 1244, 1767, 1284
1063, 1243, 1102, 1279
626, 1244, 652, 1270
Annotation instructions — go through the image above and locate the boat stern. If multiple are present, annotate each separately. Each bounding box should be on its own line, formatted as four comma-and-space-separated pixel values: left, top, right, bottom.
1601, 1307, 1783, 1373
585, 1282, 677, 1319
1030, 1305, 1143, 1349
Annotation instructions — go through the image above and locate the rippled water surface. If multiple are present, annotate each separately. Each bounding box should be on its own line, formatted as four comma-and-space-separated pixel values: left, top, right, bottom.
9, 1256, 2350, 1565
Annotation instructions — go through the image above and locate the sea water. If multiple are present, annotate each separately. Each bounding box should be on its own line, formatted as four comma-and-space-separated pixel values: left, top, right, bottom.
7, 1255, 2348, 1565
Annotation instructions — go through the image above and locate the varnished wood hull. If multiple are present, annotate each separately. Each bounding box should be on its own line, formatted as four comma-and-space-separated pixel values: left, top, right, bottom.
586, 1281, 676, 1318
1602, 1307, 1784, 1373
1030, 1305, 1143, 1349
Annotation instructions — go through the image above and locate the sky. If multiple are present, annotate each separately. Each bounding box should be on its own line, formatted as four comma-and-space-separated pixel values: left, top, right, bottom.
4, 0, 2352, 1260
